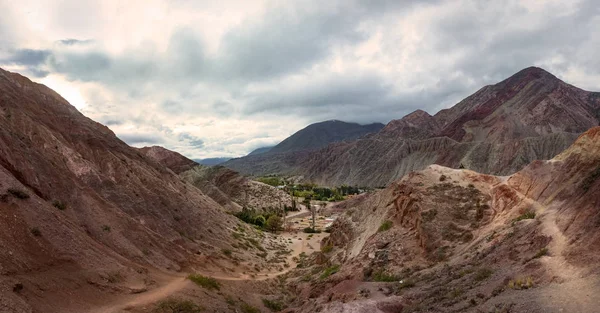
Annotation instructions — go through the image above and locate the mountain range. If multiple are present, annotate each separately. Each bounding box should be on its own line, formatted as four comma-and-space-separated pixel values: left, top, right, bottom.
224, 67, 600, 187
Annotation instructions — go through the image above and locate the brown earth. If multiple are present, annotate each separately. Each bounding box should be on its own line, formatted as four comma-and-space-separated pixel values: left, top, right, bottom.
276, 127, 600, 312
0, 68, 292, 312
224, 67, 600, 187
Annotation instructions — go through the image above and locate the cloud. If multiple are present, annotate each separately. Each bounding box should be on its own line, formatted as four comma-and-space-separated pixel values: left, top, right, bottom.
118, 133, 165, 145
0, 0, 599, 159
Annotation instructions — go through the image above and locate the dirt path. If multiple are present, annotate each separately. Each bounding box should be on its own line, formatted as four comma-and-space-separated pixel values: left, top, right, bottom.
89, 231, 327, 313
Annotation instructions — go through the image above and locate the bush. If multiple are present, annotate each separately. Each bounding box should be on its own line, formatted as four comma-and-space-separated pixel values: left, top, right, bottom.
513, 211, 536, 223
240, 303, 261, 313
253, 215, 266, 227
102, 225, 111, 232
52, 200, 67, 210
533, 248, 548, 259
378, 220, 393, 232
372, 270, 399, 282
321, 244, 333, 253
474, 268, 493, 281
7, 188, 29, 199
439, 175, 447, 182
508, 276, 534, 290
31, 227, 41, 237
222, 249, 233, 257
303, 227, 320, 233
262, 298, 285, 312
154, 298, 204, 313
187, 274, 220, 291
320, 264, 340, 279
265, 215, 283, 232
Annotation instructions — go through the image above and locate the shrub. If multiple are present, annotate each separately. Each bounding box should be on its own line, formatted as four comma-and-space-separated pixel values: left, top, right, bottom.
320, 264, 340, 279
474, 268, 493, 281
102, 225, 111, 232
513, 211, 535, 223
508, 276, 534, 290
303, 227, 320, 233
240, 303, 261, 313
52, 200, 67, 210
30, 227, 41, 237
533, 248, 548, 259
321, 244, 333, 253
222, 249, 233, 257
7, 188, 29, 199
265, 215, 283, 232
188, 274, 220, 291
154, 298, 204, 313
439, 175, 447, 182
253, 215, 266, 227
372, 270, 399, 282
262, 298, 285, 312
378, 220, 393, 232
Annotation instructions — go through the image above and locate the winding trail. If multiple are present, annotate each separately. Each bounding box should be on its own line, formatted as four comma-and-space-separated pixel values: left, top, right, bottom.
90, 231, 327, 313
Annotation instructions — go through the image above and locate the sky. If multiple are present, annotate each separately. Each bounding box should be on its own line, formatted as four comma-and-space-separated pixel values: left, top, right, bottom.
1, 0, 599, 159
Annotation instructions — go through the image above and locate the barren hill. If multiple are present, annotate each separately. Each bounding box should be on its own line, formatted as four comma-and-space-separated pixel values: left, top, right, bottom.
138, 146, 293, 212
0, 68, 285, 312
224, 67, 600, 187
281, 126, 600, 312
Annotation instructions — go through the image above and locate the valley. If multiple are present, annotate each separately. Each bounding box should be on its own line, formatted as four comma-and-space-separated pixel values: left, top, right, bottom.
0, 66, 599, 313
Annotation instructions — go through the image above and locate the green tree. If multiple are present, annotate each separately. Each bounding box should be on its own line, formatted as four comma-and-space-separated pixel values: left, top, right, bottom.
265, 215, 283, 232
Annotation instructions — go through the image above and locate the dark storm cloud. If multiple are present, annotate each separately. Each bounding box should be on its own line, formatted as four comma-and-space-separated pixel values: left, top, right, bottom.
1, 49, 51, 66
57, 39, 93, 46
178, 132, 205, 148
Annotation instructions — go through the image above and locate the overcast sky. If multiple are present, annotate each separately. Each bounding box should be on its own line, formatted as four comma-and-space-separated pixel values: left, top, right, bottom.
1, 0, 599, 158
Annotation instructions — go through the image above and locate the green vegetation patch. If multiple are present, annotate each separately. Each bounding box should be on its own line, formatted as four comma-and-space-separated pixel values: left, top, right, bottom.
240, 303, 261, 313
262, 298, 285, 312
513, 211, 536, 223
320, 264, 341, 279
378, 220, 393, 232
187, 274, 220, 291
7, 188, 29, 199
154, 298, 204, 313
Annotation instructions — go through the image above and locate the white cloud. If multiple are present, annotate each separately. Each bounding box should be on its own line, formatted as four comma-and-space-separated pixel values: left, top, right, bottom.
1, 0, 599, 159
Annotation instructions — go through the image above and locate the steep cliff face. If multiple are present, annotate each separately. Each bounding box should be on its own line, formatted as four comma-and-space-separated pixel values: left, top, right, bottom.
0, 68, 244, 312
138, 146, 198, 174
284, 127, 600, 312
224, 67, 600, 187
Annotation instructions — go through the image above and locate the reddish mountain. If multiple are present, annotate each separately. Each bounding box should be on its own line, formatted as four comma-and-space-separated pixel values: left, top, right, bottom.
283, 126, 600, 312
0, 68, 275, 312
224, 67, 600, 187
138, 146, 198, 174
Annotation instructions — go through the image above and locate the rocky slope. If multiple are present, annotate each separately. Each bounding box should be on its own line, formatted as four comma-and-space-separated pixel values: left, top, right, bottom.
180, 165, 292, 212
0, 68, 279, 313
280, 126, 600, 312
139, 146, 293, 212
224, 67, 600, 187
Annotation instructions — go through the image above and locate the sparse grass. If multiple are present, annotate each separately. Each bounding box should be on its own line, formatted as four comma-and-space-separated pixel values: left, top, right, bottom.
320, 264, 341, 279
30, 227, 41, 237
106, 271, 123, 283
52, 200, 66, 210
154, 298, 204, 313
372, 270, 399, 282
321, 244, 333, 253
474, 268, 493, 281
187, 274, 220, 291
508, 276, 534, 290
7, 188, 29, 199
533, 248, 548, 259
224, 295, 236, 306
513, 211, 536, 223
240, 303, 261, 313
378, 220, 393, 232
582, 166, 600, 191
262, 298, 285, 312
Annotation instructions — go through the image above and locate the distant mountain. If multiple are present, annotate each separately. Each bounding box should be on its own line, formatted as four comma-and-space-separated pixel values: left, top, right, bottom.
196, 157, 231, 166
247, 146, 273, 156
267, 120, 385, 154
223, 67, 600, 187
